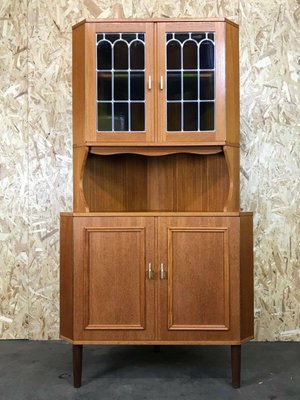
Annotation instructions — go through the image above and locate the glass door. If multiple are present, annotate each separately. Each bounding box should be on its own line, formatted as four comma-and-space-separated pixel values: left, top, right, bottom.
85, 22, 155, 144
156, 22, 226, 144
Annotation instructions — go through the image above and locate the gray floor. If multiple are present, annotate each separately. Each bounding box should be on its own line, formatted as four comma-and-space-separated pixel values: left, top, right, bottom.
0, 341, 299, 400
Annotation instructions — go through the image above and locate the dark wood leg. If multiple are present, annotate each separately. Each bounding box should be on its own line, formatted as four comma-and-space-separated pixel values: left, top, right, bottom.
73, 345, 83, 388
153, 345, 161, 353
231, 345, 241, 388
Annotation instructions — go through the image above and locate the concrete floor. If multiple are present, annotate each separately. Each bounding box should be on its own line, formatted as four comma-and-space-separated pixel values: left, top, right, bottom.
0, 341, 299, 400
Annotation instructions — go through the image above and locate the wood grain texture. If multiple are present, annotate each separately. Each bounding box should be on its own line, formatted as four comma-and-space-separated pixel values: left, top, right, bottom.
73, 147, 89, 212
72, 216, 155, 342
83, 226, 147, 330
83, 153, 229, 212
225, 22, 239, 145
240, 214, 254, 341
60, 215, 74, 340
157, 216, 241, 342
167, 227, 230, 330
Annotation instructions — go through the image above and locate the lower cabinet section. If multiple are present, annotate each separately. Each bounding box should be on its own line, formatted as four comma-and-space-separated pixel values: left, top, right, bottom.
60, 213, 253, 344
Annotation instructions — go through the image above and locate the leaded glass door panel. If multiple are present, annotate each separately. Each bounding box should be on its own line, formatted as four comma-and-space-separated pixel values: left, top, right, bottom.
157, 22, 226, 144
85, 22, 155, 143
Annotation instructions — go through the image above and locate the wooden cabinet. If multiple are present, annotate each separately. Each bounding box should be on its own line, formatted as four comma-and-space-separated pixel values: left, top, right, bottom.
60, 17, 253, 389
61, 214, 252, 344
73, 19, 238, 146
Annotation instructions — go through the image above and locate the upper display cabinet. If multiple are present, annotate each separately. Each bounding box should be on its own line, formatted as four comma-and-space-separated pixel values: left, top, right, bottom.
72, 19, 239, 146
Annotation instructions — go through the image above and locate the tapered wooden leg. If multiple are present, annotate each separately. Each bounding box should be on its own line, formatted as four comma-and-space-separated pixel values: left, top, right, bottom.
153, 345, 161, 353
231, 345, 241, 388
73, 345, 83, 388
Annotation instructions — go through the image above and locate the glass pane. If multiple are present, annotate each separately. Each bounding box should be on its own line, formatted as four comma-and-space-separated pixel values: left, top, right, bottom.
200, 41, 214, 69
97, 72, 112, 101
200, 102, 214, 131
114, 103, 128, 131
167, 103, 181, 131
97, 41, 112, 70
208, 33, 214, 41
191, 33, 205, 43
175, 33, 189, 42
130, 72, 144, 100
114, 72, 128, 100
114, 41, 128, 69
183, 41, 197, 69
166, 33, 172, 41
131, 103, 145, 131
200, 71, 214, 100
138, 34, 144, 41
183, 71, 197, 100
184, 103, 198, 131
98, 103, 112, 131
97, 34, 103, 41
167, 41, 181, 69
130, 40, 144, 70
105, 33, 119, 43
122, 33, 137, 43
167, 72, 181, 100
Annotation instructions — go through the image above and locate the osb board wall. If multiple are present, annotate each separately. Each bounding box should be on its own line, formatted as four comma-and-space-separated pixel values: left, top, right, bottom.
0, 0, 299, 340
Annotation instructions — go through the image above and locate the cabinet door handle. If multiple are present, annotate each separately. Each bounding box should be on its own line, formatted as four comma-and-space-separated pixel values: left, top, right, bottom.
146, 263, 154, 280
160, 263, 167, 279
160, 76, 164, 90
148, 75, 152, 90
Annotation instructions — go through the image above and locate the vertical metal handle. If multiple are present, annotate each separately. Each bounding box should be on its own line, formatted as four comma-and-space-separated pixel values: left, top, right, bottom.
160, 263, 167, 279
160, 76, 164, 90
146, 263, 154, 280
148, 75, 152, 90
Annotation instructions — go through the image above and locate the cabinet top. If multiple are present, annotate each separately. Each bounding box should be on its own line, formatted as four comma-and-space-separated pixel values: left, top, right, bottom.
72, 18, 238, 30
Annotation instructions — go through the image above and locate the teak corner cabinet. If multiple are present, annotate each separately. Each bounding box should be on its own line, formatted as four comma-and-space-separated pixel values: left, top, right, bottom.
60, 18, 254, 389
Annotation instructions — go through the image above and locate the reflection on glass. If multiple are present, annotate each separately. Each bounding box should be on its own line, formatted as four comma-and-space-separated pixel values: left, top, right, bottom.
114, 41, 128, 69
98, 103, 112, 131
200, 102, 214, 131
130, 72, 144, 100
122, 33, 137, 42
183, 41, 197, 69
97, 72, 112, 101
114, 72, 128, 100
97, 41, 112, 70
166, 32, 215, 132
114, 103, 129, 131
200, 72, 214, 100
200, 41, 214, 69
96, 32, 146, 132
167, 41, 181, 69
183, 72, 197, 100
184, 103, 198, 131
105, 34, 119, 43
175, 33, 189, 42
131, 103, 145, 131
130, 41, 144, 69
191, 33, 206, 42
167, 103, 181, 131
167, 72, 181, 100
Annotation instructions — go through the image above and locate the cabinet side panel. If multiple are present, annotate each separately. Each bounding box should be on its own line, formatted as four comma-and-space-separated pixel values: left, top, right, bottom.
240, 214, 254, 340
60, 215, 74, 340
73, 24, 85, 145
225, 23, 239, 145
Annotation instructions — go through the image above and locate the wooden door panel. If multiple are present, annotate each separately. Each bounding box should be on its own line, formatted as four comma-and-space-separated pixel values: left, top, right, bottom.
84, 22, 155, 144
168, 228, 229, 330
85, 227, 146, 330
158, 217, 240, 342
156, 22, 226, 144
73, 216, 155, 342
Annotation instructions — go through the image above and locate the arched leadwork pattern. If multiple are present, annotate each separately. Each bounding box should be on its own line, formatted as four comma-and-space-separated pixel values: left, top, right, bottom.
166, 32, 215, 132
96, 33, 145, 132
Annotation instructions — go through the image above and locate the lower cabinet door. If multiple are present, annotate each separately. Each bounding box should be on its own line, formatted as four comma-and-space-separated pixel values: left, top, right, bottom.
157, 216, 240, 342
73, 216, 155, 342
